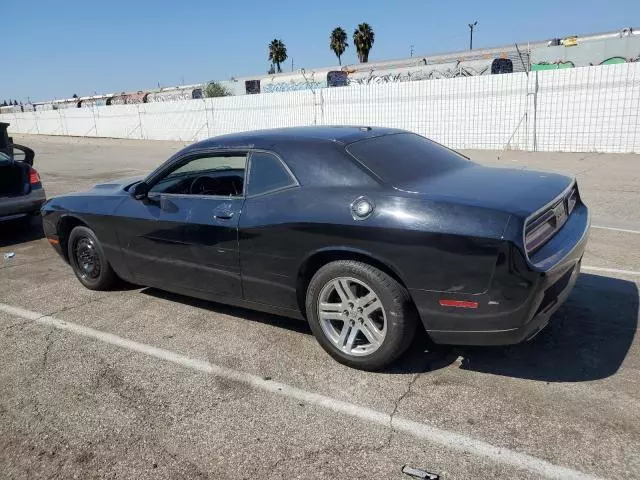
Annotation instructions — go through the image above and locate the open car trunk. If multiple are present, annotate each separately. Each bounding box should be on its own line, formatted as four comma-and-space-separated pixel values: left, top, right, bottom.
0, 159, 29, 197
0, 122, 31, 197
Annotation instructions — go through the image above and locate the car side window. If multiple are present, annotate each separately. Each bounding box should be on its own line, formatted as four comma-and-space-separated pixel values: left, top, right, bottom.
247, 152, 296, 196
150, 153, 247, 197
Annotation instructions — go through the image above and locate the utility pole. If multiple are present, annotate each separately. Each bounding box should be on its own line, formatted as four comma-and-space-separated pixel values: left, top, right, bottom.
291, 58, 294, 72
468, 21, 478, 50
410, 45, 414, 57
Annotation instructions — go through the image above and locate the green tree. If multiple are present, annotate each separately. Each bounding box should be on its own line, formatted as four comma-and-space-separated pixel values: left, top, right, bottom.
268, 39, 288, 73
205, 81, 232, 98
353, 23, 375, 63
330, 27, 348, 65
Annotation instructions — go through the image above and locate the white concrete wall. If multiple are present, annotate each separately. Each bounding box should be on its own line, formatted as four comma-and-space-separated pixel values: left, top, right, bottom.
3, 63, 639, 153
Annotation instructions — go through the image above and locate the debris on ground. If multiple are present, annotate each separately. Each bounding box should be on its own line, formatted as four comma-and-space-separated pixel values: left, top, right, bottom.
402, 465, 440, 479
3, 252, 15, 259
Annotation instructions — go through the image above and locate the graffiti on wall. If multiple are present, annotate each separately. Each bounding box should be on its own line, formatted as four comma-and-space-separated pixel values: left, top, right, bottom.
597, 55, 639, 65
79, 99, 108, 108
109, 92, 147, 105
347, 61, 491, 86
262, 80, 325, 93
146, 88, 202, 102
531, 61, 575, 71
532, 54, 639, 70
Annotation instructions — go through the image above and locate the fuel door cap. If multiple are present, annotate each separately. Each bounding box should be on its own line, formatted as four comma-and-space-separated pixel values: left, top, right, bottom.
351, 196, 375, 220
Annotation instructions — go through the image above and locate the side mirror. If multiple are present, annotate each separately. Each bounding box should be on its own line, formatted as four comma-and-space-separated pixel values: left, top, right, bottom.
130, 181, 150, 200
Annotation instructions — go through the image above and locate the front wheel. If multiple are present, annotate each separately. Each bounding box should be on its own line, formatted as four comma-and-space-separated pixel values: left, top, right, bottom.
305, 260, 417, 371
68, 226, 118, 290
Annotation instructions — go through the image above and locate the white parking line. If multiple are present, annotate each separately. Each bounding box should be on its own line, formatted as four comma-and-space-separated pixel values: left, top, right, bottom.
592, 225, 640, 235
0, 302, 599, 480
582, 265, 640, 277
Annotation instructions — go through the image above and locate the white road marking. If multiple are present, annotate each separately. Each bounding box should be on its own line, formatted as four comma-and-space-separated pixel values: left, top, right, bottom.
582, 265, 640, 277
592, 225, 640, 235
0, 302, 599, 480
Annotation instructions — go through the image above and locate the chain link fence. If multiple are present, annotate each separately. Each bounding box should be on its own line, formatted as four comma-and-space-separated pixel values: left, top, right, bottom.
2, 63, 639, 153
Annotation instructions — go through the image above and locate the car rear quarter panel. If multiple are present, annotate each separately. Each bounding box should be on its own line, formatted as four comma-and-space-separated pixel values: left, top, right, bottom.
239, 186, 510, 311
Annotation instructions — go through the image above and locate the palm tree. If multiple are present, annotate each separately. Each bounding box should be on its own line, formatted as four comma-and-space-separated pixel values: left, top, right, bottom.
268, 39, 288, 73
353, 23, 375, 63
330, 27, 348, 65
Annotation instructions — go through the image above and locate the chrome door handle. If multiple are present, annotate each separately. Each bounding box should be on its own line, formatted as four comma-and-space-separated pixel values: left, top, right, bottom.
214, 212, 234, 220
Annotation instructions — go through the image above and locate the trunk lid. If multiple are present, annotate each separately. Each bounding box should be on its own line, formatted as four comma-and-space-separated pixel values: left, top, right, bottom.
397, 164, 573, 217
0, 122, 34, 165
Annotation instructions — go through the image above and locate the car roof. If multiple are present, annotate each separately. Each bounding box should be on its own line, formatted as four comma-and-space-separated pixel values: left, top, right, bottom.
183, 126, 407, 153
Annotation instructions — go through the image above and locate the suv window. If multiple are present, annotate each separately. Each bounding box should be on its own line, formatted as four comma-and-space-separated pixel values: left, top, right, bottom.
346, 133, 468, 184
150, 154, 247, 197
247, 152, 296, 196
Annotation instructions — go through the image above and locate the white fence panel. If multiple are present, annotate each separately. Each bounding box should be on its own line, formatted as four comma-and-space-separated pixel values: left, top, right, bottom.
61, 108, 97, 137
535, 63, 640, 153
139, 100, 208, 141
205, 90, 316, 137
94, 104, 143, 139
1, 63, 638, 153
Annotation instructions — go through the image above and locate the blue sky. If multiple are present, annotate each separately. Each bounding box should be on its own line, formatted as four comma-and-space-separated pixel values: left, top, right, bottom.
4, 0, 639, 102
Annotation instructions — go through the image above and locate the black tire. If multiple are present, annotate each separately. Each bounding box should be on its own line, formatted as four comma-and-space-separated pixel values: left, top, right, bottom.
67, 226, 118, 290
305, 260, 417, 371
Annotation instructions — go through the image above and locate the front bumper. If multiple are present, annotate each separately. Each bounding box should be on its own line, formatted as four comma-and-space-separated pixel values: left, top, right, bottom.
412, 203, 590, 346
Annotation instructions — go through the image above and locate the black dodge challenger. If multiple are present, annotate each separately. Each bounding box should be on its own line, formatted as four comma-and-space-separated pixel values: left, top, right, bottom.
42, 127, 590, 370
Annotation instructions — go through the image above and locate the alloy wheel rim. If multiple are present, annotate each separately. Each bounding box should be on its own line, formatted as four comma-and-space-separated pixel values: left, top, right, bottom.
75, 237, 101, 280
317, 277, 387, 356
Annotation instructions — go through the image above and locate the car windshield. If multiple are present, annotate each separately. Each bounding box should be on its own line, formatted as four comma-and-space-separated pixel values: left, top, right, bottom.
346, 132, 469, 184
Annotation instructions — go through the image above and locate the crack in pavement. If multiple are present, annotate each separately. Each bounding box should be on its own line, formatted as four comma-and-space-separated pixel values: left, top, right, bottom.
41, 330, 56, 373
269, 442, 389, 472
1, 319, 32, 333
46, 293, 114, 318
387, 373, 421, 448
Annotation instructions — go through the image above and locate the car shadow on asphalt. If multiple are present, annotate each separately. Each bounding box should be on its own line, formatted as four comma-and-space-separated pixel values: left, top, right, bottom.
141, 288, 313, 336
141, 273, 638, 382
0, 216, 44, 247
451, 273, 638, 382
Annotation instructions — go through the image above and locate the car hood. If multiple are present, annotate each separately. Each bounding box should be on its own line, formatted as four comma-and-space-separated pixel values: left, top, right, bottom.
61, 175, 144, 198
397, 163, 573, 217
91, 175, 144, 192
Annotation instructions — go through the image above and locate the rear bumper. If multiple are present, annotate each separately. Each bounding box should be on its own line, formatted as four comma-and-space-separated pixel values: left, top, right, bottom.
425, 259, 581, 345
412, 203, 589, 346
0, 188, 46, 220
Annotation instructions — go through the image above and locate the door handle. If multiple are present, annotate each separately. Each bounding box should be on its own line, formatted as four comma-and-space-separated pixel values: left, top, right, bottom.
214, 212, 234, 220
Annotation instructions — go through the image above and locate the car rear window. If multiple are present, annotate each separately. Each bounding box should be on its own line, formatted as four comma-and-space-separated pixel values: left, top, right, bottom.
346, 133, 469, 184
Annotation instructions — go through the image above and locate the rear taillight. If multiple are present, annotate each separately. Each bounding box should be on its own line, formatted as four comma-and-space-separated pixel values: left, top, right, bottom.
525, 213, 558, 252
567, 187, 578, 214
29, 167, 41, 185
525, 184, 577, 254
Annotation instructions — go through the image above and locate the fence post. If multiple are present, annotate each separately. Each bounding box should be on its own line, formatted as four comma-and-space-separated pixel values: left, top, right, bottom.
203, 97, 211, 138
91, 105, 98, 137
137, 104, 144, 140
532, 71, 539, 152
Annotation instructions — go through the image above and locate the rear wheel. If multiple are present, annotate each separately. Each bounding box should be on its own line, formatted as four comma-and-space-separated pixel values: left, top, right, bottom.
68, 226, 118, 290
305, 260, 417, 371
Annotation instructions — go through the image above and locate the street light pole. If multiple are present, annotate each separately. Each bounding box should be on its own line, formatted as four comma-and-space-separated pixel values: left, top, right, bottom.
468, 21, 478, 50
